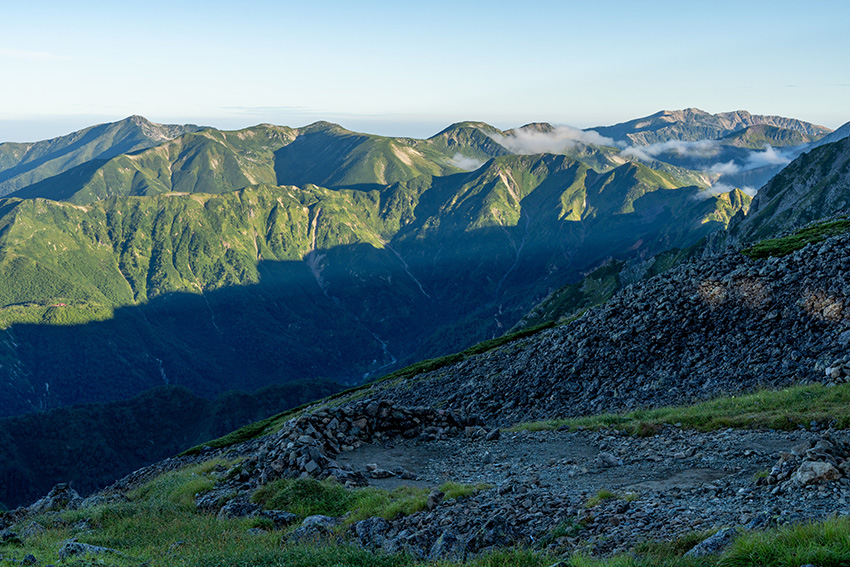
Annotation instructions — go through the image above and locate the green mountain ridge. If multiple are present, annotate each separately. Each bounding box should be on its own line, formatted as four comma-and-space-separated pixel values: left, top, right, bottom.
0, 116, 202, 197
717, 124, 820, 149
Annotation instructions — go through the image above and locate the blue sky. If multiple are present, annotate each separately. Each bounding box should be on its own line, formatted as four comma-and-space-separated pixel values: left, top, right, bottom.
1, 0, 848, 141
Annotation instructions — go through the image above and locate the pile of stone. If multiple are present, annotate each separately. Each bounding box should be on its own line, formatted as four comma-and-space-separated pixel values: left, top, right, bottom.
351, 484, 579, 560
194, 400, 483, 513
243, 399, 481, 486
758, 433, 850, 492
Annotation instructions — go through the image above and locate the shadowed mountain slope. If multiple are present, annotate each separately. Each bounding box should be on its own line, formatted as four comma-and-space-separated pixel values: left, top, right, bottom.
0, 153, 748, 417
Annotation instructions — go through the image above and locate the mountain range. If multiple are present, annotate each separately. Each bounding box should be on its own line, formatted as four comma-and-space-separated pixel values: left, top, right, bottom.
6, 109, 822, 418
0, 108, 848, 507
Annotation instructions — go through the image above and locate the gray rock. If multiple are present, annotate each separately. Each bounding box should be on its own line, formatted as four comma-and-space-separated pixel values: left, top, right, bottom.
28, 484, 82, 514
429, 529, 466, 561
596, 452, 621, 467
21, 554, 36, 565
57, 540, 117, 561
217, 499, 260, 519
79, 493, 129, 509
260, 510, 299, 528
684, 527, 738, 557
792, 461, 841, 485
288, 515, 340, 542
427, 489, 445, 510
354, 516, 391, 547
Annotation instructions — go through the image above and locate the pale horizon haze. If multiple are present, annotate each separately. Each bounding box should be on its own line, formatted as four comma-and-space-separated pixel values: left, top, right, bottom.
1, 0, 848, 142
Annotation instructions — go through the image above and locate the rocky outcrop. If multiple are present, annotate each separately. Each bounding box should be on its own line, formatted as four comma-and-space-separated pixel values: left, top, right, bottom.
27, 484, 81, 514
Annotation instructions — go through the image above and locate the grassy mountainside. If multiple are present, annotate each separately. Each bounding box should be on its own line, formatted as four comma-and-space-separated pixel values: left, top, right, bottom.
0, 116, 201, 197
9, 121, 481, 205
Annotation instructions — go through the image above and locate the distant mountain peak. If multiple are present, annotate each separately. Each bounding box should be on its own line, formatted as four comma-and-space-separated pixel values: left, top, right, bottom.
593, 108, 832, 146
513, 122, 556, 133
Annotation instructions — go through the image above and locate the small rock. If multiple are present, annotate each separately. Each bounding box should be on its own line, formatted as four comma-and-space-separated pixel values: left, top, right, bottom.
288, 515, 340, 542
684, 527, 738, 557
354, 516, 391, 548
427, 489, 445, 510
28, 484, 82, 514
260, 510, 299, 528
429, 529, 466, 560
369, 469, 396, 479
217, 499, 260, 519
596, 452, 621, 467
57, 540, 117, 561
21, 554, 37, 565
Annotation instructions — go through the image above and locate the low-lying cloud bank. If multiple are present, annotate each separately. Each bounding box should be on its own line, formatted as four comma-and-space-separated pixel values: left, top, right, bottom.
622, 140, 721, 161
489, 125, 615, 155
694, 182, 758, 201
449, 153, 486, 171
623, 139, 795, 175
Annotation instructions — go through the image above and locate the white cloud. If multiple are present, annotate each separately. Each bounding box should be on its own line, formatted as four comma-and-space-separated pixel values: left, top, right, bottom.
743, 145, 793, 170
621, 139, 721, 162
449, 153, 486, 171
696, 182, 758, 200
489, 125, 616, 155
708, 160, 741, 175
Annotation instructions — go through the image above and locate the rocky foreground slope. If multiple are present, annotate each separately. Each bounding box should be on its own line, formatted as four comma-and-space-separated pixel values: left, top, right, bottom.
370, 228, 850, 425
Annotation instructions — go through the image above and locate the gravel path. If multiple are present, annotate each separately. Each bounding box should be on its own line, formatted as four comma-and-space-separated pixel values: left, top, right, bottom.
340, 426, 850, 557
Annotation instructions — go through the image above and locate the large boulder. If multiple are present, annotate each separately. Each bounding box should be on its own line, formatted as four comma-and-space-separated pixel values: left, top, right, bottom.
28, 484, 82, 514
792, 461, 842, 485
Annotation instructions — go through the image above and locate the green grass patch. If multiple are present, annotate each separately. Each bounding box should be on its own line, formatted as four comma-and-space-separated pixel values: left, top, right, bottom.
440, 481, 493, 501
583, 488, 637, 509
723, 516, 850, 566
514, 383, 850, 434
742, 217, 850, 258
250, 478, 491, 530
632, 528, 718, 561
127, 459, 228, 509
251, 478, 428, 526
